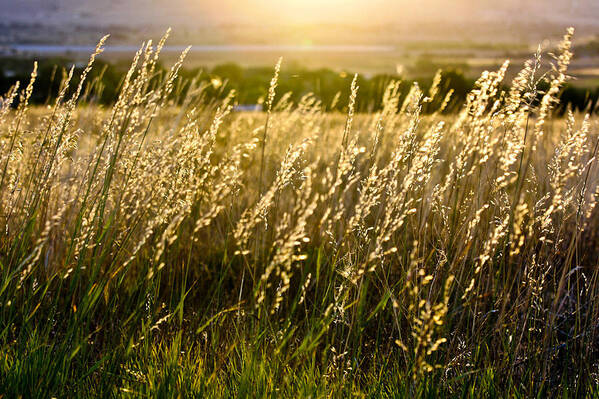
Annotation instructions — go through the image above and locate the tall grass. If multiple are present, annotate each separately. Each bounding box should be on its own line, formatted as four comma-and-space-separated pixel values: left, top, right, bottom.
1, 27, 598, 397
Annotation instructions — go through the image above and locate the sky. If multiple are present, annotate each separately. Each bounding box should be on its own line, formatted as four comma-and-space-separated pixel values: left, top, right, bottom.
1, 0, 598, 44
1, 0, 595, 24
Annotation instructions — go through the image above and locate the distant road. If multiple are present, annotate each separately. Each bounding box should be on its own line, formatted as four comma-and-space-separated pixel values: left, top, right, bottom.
2, 44, 396, 56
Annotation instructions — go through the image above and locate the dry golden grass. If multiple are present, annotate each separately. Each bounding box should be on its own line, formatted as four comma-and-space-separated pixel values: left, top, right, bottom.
1, 27, 599, 397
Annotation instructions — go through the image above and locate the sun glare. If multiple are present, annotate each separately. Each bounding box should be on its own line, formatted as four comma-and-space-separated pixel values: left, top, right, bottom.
208, 0, 397, 24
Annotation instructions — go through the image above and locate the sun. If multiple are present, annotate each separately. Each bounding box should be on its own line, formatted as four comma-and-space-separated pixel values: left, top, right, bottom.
224, 0, 378, 24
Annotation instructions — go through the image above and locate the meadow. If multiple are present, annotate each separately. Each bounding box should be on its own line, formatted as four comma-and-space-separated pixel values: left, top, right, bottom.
1, 28, 599, 397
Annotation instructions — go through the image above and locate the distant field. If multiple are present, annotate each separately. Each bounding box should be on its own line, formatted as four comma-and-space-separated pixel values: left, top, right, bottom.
3, 39, 599, 85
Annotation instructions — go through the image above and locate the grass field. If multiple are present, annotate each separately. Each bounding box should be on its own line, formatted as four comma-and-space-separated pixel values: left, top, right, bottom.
2, 28, 599, 397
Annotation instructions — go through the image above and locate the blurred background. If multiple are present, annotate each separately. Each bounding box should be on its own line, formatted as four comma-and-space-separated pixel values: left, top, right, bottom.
1, 0, 599, 111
